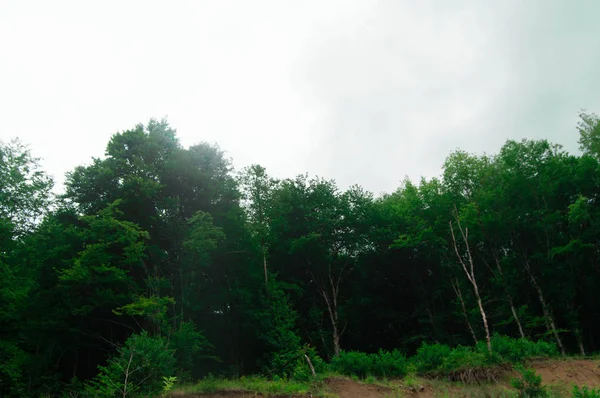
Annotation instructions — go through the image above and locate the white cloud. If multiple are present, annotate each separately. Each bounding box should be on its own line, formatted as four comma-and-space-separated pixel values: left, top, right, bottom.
1, 0, 598, 195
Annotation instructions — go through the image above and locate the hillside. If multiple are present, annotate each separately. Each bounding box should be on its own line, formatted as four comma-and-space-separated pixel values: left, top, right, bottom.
175, 359, 600, 397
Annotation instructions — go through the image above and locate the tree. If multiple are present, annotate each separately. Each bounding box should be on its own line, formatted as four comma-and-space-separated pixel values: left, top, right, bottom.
449, 204, 492, 353
85, 330, 175, 397
0, 139, 54, 396
0, 138, 53, 237
577, 111, 600, 160
239, 164, 278, 285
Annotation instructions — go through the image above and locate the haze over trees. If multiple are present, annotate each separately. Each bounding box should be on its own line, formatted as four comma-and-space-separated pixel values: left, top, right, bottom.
1, 112, 600, 396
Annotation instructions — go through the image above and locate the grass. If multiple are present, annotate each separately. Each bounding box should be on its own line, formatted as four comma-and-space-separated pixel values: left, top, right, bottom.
173, 375, 334, 396
171, 369, 591, 398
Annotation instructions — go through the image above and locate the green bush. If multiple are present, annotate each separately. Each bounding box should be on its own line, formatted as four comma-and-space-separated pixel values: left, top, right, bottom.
171, 321, 214, 381
330, 349, 408, 379
488, 335, 558, 363
441, 345, 487, 371
372, 349, 408, 378
330, 351, 374, 378
411, 342, 452, 373
511, 364, 546, 398
254, 279, 302, 378
291, 346, 326, 381
327, 336, 559, 379
85, 330, 175, 397
573, 386, 600, 398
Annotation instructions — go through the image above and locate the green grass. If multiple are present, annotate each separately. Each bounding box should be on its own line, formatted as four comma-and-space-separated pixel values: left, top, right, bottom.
172, 367, 591, 398
174, 375, 332, 396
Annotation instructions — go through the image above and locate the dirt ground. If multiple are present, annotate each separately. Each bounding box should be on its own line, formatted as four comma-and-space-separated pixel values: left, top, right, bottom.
176, 359, 600, 398
530, 359, 600, 389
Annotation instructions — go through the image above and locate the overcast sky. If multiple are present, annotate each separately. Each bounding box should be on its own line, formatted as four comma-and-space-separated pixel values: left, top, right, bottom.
1, 0, 599, 195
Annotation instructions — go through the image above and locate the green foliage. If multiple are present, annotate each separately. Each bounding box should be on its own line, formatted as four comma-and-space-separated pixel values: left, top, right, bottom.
408, 336, 559, 375
573, 385, 600, 398
5, 114, 600, 394
577, 111, 600, 159
85, 330, 175, 397
330, 349, 407, 379
254, 278, 302, 377
187, 374, 314, 395
171, 321, 215, 380
412, 343, 452, 373
487, 334, 558, 363
0, 138, 53, 236
0, 340, 28, 396
162, 376, 177, 396
330, 351, 374, 378
114, 295, 175, 334
371, 349, 408, 378
290, 346, 326, 382
511, 364, 547, 398
441, 345, 488, 371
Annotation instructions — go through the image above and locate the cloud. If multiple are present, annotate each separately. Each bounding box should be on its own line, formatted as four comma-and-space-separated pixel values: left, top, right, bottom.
1, 1, 599, 196
292, 0, 600, 194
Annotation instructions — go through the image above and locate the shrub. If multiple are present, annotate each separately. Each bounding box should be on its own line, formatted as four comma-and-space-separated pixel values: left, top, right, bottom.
161, 376, 177, 396
85, 330, 175, 397
411, 342, 452, 373
171, 321, 214, 381
489, 335, 558, 363
511, 364, 546, 398
330, 351, 374, 378
441, 345, 487, 371
254, 279, 302, 377
291, 346, 326, 381
573, 386, 600, 398
330, 349, 408, 379
372, 349, 408, 378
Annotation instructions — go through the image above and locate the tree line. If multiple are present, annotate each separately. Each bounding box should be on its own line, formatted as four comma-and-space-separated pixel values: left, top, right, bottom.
1, 113, 600, 396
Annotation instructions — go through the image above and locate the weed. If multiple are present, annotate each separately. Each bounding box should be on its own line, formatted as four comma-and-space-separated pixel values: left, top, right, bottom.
161, 376, 177, 396
412, 342, 452, 373
330, 351, 375, 378
403, 373, 419, 388
183, 374, 318, 395
511, 364, 547, 398
573, 385, 600, 398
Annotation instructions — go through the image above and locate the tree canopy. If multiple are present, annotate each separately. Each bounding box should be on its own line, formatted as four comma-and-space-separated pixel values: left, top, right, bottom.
1, 115, 600, 396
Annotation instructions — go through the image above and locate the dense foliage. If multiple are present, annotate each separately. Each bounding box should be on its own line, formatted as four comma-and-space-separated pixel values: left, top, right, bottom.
1, 113, 600, 396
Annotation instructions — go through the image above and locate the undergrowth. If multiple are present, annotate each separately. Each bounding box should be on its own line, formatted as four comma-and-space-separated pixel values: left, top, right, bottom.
573, 386, 600, 398
511, 364, 547, 397
113, 335, 562, 396
332, 334, 558, 380
179, 374, 322, 396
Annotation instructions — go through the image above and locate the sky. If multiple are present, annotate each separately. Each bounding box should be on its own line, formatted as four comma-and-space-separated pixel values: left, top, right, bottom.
1, 0, 599, 196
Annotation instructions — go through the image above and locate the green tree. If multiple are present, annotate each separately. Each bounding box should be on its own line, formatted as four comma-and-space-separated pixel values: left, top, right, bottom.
577, 111, 600, 159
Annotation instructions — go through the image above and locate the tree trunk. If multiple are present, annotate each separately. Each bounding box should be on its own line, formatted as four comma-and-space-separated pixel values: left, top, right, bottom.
576, 329, 586, 356
473, 282, 492, 352
524, 258, 566, 356
262, 242, 268, 285
320, 277, 341, 357
509, 297, 526, 339
451, 278, 478, 345
450, 211, 492, 353
331, 321, 341, 357
321, 287, 341, 357
305, 355, 317, 377
491, 252, 526, 339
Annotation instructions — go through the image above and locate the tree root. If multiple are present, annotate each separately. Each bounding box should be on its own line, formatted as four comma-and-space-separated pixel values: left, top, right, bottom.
428, 366, 507, 385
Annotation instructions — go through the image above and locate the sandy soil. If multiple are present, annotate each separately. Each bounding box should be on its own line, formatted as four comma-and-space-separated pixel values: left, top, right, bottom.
530, 359, 600, 389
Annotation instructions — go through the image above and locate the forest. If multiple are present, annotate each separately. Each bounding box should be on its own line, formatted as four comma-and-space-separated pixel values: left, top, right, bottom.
1, 112, 600, 397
